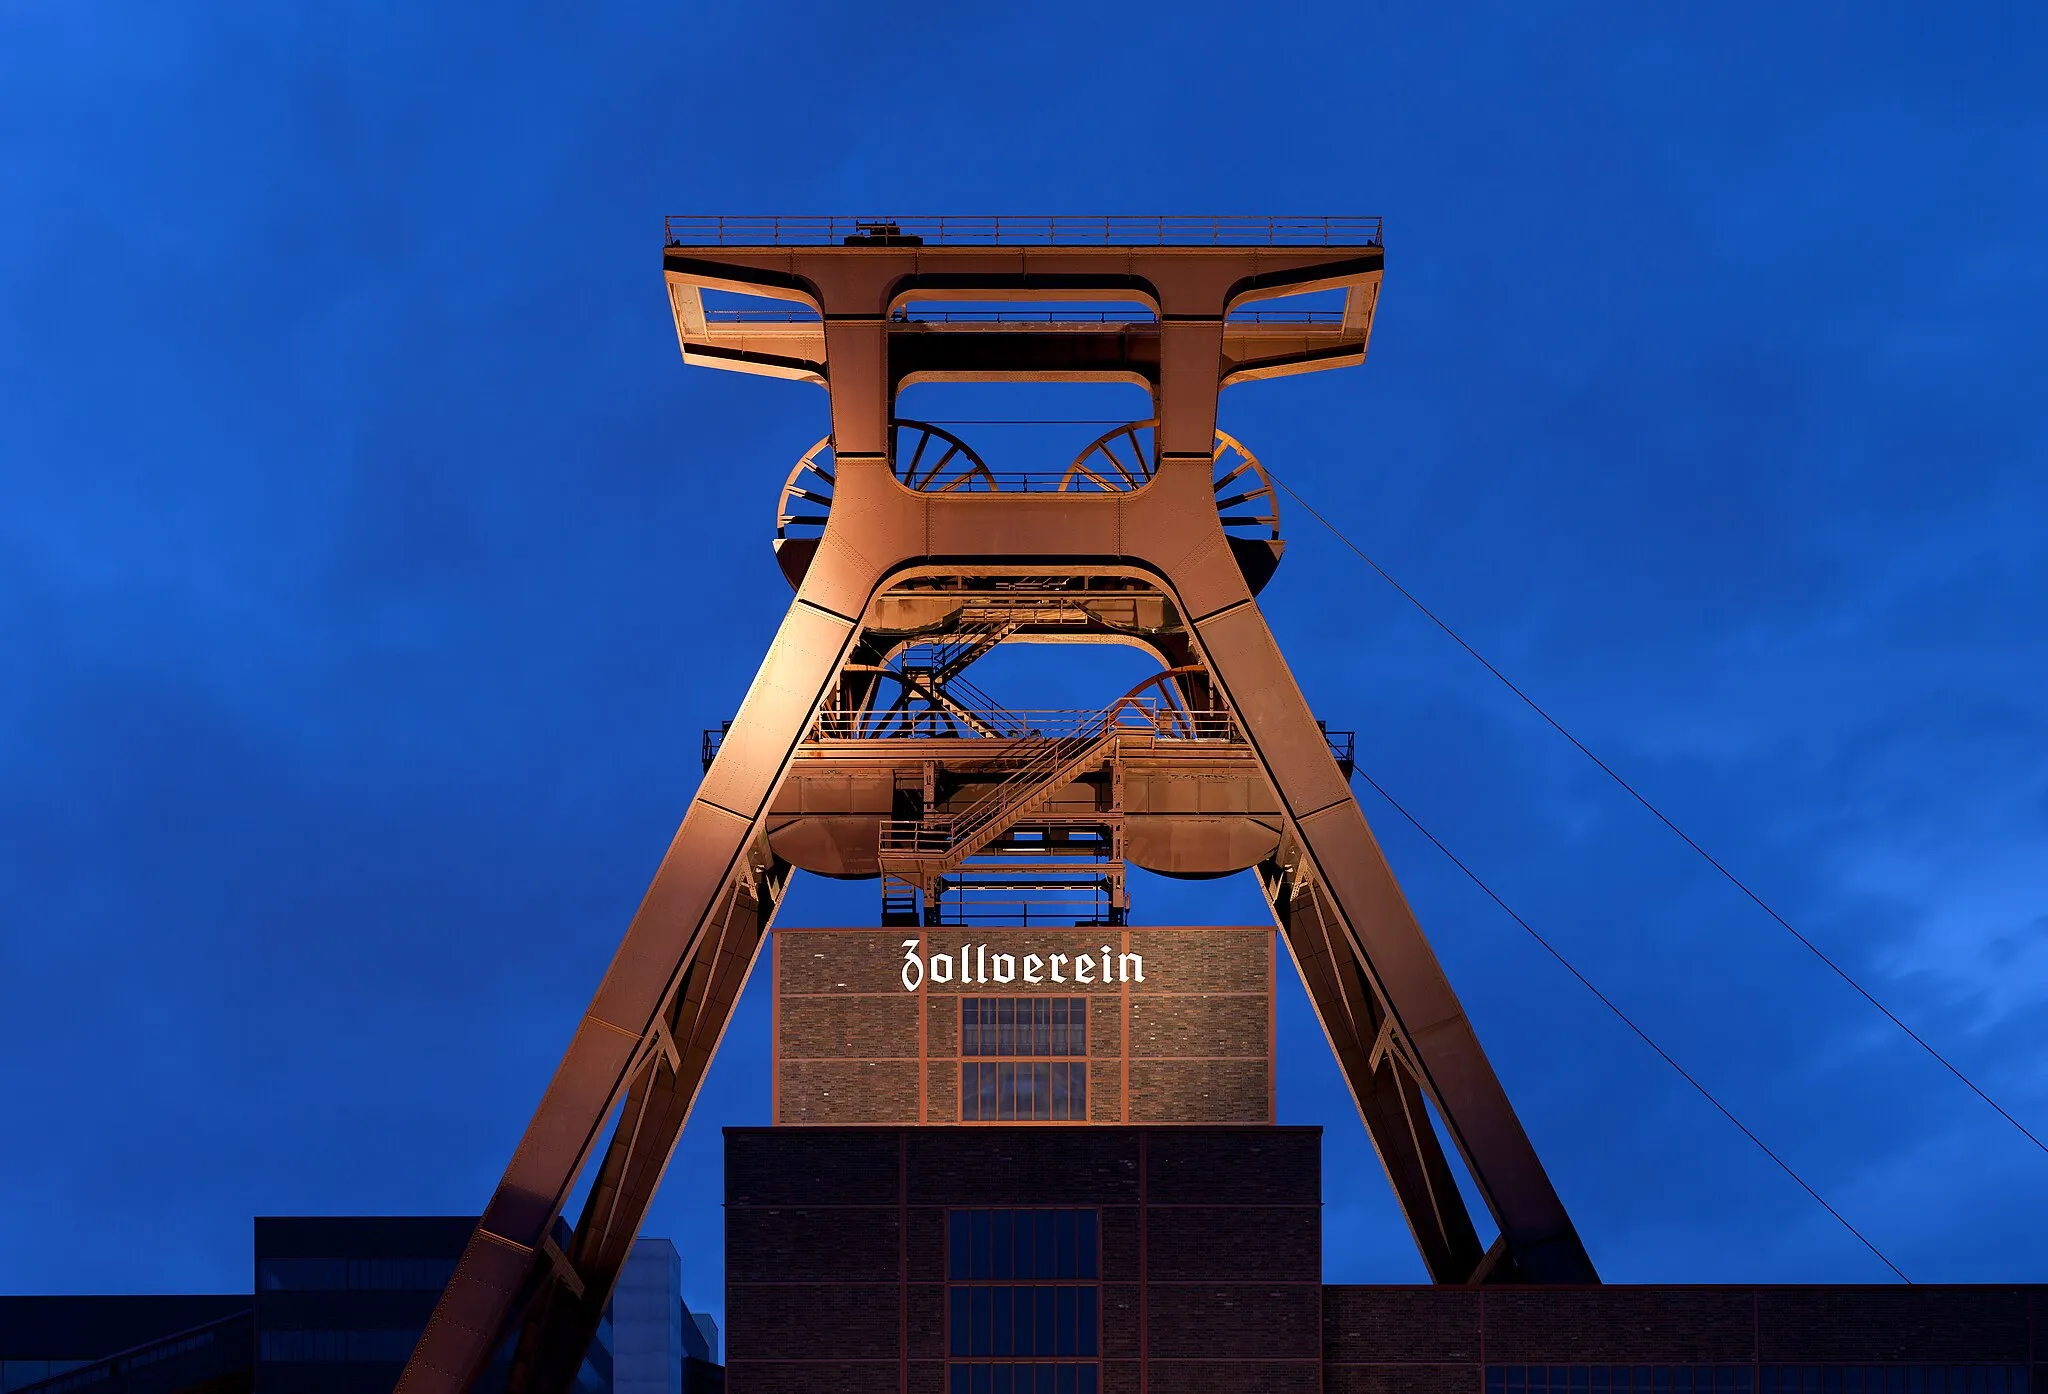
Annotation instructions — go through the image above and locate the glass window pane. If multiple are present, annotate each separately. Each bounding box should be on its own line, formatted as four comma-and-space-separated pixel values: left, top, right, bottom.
1079, 1365, 1099, 1394
1073, 999, 1087, 1054
1074, 1062, 1088, 1120
1052, 1061, 1069, 1118
992, 1212, 1013, 1280
981, 1062, 998, 1118
1078, 1285, 1099, 1355
999, 999, 1014, 1055
1076, 1209, 1099, 1277
1052, 999, 1068, 1056
971, 1287, 992, 1355
992, 1366, 1013, 1394
1035, 1063, 1052, 1120
972, 1366, 991, 1394
1057, 1366, 1076, 1394
1036, 1282, 1056, 1355
972, 1212, 991, 1279
962, 1064, 979, 1121
1036, 1211, 1056, 1277
994, 1286, 1013, 1356
962, 999, 977, 1056
1057, 1286, 1077, 1356
951, 1213, 972, 1279
1036, 999, 1051, 1056
1057, 1210, 1077, 1277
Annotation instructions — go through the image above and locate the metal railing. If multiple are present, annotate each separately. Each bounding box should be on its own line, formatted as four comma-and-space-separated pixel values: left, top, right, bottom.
711, 709, 1347, 770
881, 721, 1122, 861
702, 307, 1345, 325
665, 215, 1383, 249
14, 1311, 253, 1394
1320, 723, 1357, 779
701, 720, 733, 771
814, 701, 1239, 744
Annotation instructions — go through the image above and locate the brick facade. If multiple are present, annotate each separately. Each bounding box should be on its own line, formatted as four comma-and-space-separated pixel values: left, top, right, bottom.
724, 1126, 1322, 1394
1322, 1286, 2045, 1389
773, 926, 1274, 1125
739, 931, 2045, 1394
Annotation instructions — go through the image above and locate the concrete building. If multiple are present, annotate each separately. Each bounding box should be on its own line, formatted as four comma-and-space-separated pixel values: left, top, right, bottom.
0, 1222, 720, 1394
720, 922, 2046, 1394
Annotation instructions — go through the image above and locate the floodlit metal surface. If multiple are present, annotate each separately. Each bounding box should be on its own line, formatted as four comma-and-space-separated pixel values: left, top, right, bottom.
397, 219, 1595, 1394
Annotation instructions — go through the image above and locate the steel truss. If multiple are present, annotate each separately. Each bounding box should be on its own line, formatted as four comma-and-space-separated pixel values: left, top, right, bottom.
396, 222, 1596, 1394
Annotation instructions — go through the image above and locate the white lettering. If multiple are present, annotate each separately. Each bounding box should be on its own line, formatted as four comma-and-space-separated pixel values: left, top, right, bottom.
930, 952, 954, 984
992, 953, 1015, 984
1101, 946, 1112, 981
901, 940, 924, 992
1050, 953, 1068, 982
1023, 954, 1043, 983
1075, 954, 1095, 984
1118, 952, 1144, 983
958, 947, 969, 982
977, 945, 987, 983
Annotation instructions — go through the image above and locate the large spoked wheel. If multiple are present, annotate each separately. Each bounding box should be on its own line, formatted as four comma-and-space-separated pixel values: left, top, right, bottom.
773, 419, 997, 588
1059, 420, 1286, 593
892, 419, 997, 493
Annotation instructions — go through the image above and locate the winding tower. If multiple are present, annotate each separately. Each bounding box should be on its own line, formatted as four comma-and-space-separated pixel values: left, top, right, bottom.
397, 215, 1600, 1394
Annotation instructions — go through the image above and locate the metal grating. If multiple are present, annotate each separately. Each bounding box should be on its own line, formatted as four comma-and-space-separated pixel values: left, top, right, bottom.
664, 214, 1383, 248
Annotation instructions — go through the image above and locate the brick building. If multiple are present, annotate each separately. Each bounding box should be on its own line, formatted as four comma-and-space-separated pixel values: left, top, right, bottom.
725, 926, 2045, 1394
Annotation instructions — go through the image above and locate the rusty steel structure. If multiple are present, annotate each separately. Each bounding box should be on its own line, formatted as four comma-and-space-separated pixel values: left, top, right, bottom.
395, 214, 1599, 1394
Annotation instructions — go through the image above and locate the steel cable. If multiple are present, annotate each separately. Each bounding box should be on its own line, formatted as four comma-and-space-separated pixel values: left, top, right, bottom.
1265, 467, 2048, 1161
1352, 763, 1911, 1282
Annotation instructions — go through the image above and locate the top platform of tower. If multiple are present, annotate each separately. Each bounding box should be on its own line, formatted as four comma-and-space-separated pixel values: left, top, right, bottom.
661, 214, 1384, 395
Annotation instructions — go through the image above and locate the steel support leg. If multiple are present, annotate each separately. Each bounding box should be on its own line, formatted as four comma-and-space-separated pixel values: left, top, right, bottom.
396, 566, 879, 1394
1187, 592, 1597, 1283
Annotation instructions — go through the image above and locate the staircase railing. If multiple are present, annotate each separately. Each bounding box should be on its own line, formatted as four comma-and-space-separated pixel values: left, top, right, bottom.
880, 697, 1166, 866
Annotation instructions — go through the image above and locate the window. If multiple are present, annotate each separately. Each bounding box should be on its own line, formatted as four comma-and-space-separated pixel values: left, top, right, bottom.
1488, 1370, 2030, 1394
258, 1257, 457, 1291
1489, 1369, 1753, 1394
963, 998, 1087, 1057
961, 999, 1088, 1122
948, 1210, 1100, 1394
258, 1330, 423, 1363
1761, 1370, 2029, 1394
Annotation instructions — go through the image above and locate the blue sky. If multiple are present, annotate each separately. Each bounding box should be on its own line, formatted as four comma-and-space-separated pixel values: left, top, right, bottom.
3, 2, 2046, 1328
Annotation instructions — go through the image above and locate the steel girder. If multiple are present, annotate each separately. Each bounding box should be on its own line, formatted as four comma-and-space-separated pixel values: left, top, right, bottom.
396, 237, 1593, 1394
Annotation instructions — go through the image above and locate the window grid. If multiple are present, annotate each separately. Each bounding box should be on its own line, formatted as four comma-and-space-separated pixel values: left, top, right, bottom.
1487, 1370, 2031, 1394
962, 998, 1088, 1057
962, 999, 1089, 1122
1764, 1369, 2029, 1394
947, 1210, 1101, 1390
257, 1257, 458, 1291
949, 1365, 1100, 1394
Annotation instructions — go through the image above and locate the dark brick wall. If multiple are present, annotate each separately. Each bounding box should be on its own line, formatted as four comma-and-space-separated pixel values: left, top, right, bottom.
774, 926, 1273, 1125
1322, 1285, 2046, 1387
724, 1125, 1321, 1394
